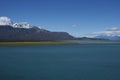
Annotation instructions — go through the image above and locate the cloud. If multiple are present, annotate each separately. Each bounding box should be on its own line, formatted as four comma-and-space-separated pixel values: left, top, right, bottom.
0, 16, 12, 25
106, 27, 120, 31
71, 24, 77, 27
91, 27, 120, 37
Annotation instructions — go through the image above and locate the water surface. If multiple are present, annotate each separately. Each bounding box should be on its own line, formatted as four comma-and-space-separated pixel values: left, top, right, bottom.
0, 44, 120, 80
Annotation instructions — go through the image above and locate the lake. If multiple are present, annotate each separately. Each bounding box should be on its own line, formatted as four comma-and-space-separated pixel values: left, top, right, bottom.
0, 44, 120, 80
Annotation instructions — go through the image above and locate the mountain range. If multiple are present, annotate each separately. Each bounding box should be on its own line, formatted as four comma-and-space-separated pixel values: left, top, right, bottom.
0, 16, 120, 41
96, 35, 120, 40
0, 17, 74, 41
94, 27, 120, 40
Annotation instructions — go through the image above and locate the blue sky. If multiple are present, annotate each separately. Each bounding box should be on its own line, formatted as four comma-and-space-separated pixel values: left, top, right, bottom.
0, 0, 120, 37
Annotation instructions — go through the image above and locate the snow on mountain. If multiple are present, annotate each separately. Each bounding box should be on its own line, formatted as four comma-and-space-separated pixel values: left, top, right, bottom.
13, 22, 33, 29
0, 16, 12, 25
0, 16, 33, 29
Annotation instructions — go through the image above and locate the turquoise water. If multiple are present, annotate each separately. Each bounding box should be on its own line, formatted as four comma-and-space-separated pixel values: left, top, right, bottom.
0, 44, 120, 80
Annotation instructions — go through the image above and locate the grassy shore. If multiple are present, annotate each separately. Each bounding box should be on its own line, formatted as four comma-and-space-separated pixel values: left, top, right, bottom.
0, 40, 120, 46
0, 41, 77, 46
64, 40, 120, 44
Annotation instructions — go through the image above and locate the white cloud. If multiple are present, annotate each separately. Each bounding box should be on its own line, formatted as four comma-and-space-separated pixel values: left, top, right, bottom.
106, 27, 120, 31
0, 16, 33, 29
0, 16, 12, 25
91, 27, 120, 37
71, 24, 77, 27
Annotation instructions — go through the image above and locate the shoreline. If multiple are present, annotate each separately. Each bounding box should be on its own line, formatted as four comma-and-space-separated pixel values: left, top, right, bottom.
0, 41, 77, 46
0, 40, 120, 46
64, 40, 120, 45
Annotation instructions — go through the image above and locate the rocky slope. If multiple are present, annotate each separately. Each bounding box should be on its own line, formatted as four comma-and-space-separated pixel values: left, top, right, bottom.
0, 17, 74, 41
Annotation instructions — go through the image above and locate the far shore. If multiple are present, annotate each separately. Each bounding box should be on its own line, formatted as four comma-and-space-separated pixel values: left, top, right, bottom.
0, 40, 120, 46
66, 40, 120, 44
0, 41, 77, 46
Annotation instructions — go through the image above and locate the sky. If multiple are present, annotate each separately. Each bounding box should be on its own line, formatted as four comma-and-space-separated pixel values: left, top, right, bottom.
0, 0, 120, 37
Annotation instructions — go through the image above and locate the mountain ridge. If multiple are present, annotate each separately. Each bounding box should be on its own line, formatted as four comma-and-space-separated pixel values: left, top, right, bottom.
0, 16, 75, 41
0, 25, 74, 41
95, 35, 120, 40
0, 16, 34, 29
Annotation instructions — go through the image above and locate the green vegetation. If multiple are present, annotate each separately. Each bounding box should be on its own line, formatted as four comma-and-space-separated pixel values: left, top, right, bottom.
1, 40, 120, 46
0, 41, 77, 46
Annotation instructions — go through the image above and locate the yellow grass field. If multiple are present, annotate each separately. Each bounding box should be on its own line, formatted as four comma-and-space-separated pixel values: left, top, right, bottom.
0, 41, 77, 46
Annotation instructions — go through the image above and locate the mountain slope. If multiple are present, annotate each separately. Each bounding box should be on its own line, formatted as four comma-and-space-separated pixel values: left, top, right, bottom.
0, 16, 74, 41
0, 25, 74, 41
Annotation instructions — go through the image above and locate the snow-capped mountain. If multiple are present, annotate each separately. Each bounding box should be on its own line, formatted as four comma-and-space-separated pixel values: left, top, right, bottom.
0, 16, 74, 41
0, 16, 33, 29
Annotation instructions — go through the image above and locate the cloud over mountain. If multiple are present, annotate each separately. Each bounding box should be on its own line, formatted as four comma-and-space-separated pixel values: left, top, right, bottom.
92, 27, 120, 37
91, 27, 120, 40
0, 16, 33, 29
0, 16, 12, 25
0, 16, 74, 41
